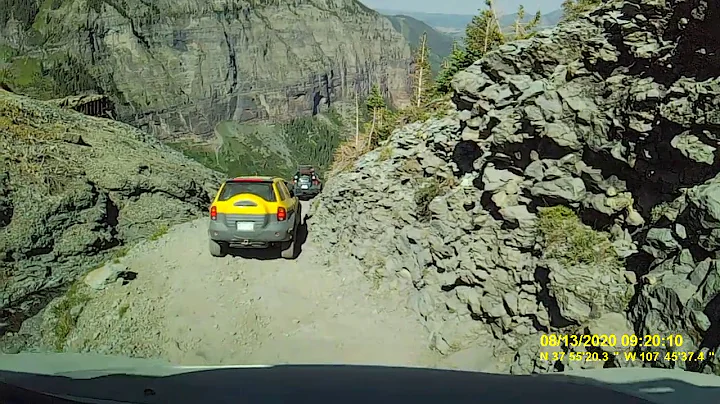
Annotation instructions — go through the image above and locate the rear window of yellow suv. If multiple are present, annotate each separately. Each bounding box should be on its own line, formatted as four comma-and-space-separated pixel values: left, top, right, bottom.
218, 181, 277, 202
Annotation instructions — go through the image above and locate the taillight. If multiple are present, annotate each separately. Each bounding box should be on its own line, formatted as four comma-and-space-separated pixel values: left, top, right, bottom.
210, 205, 217, 220
277, 207, 286, 221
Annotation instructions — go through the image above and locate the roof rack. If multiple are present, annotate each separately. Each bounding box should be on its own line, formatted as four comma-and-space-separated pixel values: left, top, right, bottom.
297, 164, 315, 175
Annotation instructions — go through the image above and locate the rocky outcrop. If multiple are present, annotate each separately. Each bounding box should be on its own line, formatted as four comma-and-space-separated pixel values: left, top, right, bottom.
1, 0, 411, 140
308, 0, 720, 374
0, 89, 223, 337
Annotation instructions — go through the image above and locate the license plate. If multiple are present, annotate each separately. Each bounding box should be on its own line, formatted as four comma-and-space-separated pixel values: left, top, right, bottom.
236, 222, 254, 231
301, 185, 309, 189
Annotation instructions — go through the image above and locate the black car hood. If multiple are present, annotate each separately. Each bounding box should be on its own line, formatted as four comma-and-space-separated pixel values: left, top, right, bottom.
2, 353, 720, 404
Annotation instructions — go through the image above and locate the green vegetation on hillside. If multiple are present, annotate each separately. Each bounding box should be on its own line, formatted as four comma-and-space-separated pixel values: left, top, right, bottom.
168, 111, 344, 180
0, 41, 104, 100
430, 0, 599, 95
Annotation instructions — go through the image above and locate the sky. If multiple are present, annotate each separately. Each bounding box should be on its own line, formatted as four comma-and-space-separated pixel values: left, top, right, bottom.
359, 0, 565, 15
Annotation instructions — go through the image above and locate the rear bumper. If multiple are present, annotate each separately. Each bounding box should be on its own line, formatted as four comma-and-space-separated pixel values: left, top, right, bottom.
208, 220, 294, 245
295, 190, 319, 197
294, 186, 320, 195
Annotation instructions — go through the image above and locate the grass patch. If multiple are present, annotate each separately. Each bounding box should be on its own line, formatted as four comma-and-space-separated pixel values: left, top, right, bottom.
118, 302, 130, 318
328, 133, 373, 175
0, 44, 17, 65
110, 245, 131, 263
149, 224, 169, 241
536, 205, 620, 267
378, 145, 393, 161
415, 176, 456, 222
49, 282, 91, 351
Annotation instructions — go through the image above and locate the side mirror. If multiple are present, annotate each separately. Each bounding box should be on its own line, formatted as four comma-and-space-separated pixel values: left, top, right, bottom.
289, 189, 295, 197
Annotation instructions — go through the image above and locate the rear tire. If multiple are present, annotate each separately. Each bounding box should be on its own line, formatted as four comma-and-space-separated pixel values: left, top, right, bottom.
281, 215, 300, 260
280, 238, 295, 259
209, 239, 226, 257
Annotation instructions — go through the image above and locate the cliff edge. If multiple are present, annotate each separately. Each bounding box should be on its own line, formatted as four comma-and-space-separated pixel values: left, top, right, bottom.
0, 89, 222, 334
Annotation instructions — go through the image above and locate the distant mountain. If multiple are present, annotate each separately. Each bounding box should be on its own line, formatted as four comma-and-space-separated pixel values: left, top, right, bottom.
378, 9, 472, 33
383, 14, 455, 76
497, 8, 564, 30
377, 8, 564, 39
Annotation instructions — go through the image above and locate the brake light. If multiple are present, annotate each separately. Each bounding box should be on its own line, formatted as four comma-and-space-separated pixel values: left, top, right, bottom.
229, 177, 266, 182
210, 205, 217, 220
277, 207, 286, 221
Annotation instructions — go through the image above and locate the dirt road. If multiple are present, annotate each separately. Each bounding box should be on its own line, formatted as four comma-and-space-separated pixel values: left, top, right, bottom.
62, 201, 448, 368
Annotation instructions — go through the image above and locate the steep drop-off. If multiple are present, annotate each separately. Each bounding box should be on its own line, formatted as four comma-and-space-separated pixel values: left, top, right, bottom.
0, 88, 222, 338
1, 0, 412, 140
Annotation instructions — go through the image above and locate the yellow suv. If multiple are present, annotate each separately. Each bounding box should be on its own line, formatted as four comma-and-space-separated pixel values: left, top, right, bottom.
208, 176, 301, 259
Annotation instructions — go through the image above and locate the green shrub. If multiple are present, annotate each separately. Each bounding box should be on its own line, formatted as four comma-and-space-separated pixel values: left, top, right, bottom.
415, 176, 455, 222
536, 205, 620, 267
50, 282, 90, 351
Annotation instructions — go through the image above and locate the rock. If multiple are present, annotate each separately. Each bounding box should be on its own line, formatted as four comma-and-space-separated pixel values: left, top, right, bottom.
586, 313, 633, 353
671, 132, 716, 165
625, 207, 645, 226
482, 166, 523, 192
84, 264, 127, 290
309, 0, 720, 376
0, 90, 221, 334
530, 177, 586, 202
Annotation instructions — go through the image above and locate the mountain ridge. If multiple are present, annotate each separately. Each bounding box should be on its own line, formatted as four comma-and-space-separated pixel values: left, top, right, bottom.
375, 8, 564, 39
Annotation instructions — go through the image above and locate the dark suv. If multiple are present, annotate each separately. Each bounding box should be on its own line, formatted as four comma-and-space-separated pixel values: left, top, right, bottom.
292, 165, 322, 200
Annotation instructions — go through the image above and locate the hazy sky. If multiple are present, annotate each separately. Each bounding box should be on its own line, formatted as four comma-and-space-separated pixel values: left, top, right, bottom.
359, 0, 565, 15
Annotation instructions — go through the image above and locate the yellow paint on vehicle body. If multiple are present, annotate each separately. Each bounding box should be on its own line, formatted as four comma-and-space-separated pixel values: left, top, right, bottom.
211, 177, 296, 216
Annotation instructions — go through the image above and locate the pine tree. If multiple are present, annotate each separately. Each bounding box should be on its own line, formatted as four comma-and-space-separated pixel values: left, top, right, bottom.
410, 32, 434, 108
434, 0, 542, 95
511, 5, 542, 40
464, 0, 504, 62
365, 84, 386, 148
366, 84, 385, 113
435, 41, 469, 94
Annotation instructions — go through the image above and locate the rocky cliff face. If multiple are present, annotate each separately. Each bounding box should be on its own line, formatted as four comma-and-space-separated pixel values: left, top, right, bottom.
309, 0, 720, 374
2, 0, 411, 140
0, 89, 223, 338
